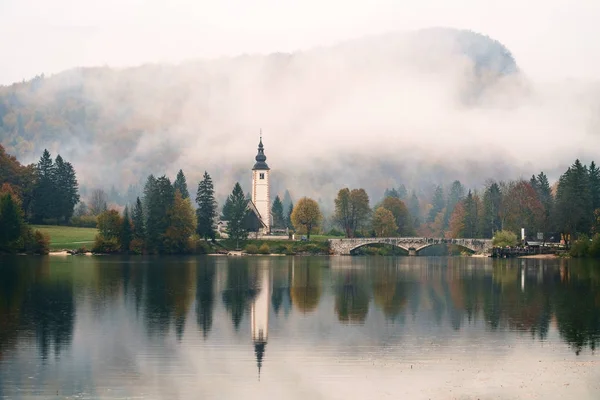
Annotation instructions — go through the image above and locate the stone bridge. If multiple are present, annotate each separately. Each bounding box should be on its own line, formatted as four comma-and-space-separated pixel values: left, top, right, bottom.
328, 237, 493, 256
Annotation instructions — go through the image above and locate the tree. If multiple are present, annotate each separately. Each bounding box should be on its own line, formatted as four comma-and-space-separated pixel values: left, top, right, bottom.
291, 197, 322, 239
447, 202, 466, 238
97, 210, 122, 240
53, 155, 79, 223
143, 175, 175, 253
334, 188, 371, 237
502, 180, 545, 237
482, 182, 502, 238
443, 180, 465, 230
556, 160, 593, 240
32, 149, 56, 222
428, 186, 444, 223
408, 191, 421, 228
492, 230, 518, 247
0, 193, 24, 251
196, 171, 217, 240
286, 202, 294, 229
282, 190, 293, 214
222, 196, 233, 221
173, 169, 190, 200
132, 197, 145, 240
89, 189, 108, 216
589, 162, 600, 211
531, 172, 554, 235
462, 190, 480, 238
381, 196, 414, 236
371, 207, 397, 237
120, 206, 133, 252
164, 190, 197, 253
226, 182, 250, 247
271, 195, 285, 229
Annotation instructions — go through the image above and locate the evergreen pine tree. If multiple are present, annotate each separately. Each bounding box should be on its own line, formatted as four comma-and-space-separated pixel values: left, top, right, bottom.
443, 180, 465, 230
589, 162, 600, 210
556, 160, 593, 239
408, 191, 421, 228
196, 171, 217, 240
222, 196, 233, 221
54, 155, 80, 223
226, 182, 249, 247
282, 190, 293, 214
32, 149, 56, 222
384, 188, 401, 199
143, 175, 160, 252
132, 197, 145, 240
120, 206, 133, 252
482, 182, 502, 237
462, 190, 478, 238
271, 195, 285, 229
0, 193, 24, 251
535, 172, 554, 234
173, 169, 190, 199
286, 202, 294, 229
428, 186, 444, 223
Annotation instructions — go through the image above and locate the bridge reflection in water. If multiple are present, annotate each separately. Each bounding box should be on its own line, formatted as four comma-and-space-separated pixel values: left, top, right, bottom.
329, 237, 493, 255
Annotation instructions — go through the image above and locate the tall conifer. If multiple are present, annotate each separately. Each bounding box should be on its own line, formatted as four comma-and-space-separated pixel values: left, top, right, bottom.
196, 171, 217, 240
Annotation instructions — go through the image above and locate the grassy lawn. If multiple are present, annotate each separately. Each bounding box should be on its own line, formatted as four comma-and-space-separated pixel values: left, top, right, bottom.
32, 225, 97, 250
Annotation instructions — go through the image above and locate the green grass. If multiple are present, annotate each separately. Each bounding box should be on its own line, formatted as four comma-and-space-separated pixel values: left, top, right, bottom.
32, 225, 97, 250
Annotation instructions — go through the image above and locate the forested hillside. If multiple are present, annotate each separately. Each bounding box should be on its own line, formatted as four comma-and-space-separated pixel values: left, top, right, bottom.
0, 28, 522, 202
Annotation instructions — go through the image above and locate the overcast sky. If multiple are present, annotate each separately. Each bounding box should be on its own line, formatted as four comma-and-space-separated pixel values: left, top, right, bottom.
1, 0, 599, 85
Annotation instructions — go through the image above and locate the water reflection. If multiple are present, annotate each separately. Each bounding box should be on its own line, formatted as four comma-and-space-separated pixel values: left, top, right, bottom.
1, 256, 600, 398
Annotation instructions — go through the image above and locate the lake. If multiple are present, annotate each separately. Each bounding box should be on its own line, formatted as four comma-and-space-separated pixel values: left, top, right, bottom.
1, 255, 600, 399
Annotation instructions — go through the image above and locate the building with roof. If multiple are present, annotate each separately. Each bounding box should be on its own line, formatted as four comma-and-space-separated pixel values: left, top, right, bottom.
250, 135, 271, 235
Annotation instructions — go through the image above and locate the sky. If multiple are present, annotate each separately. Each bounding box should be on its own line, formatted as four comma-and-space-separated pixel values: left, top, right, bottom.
1, 0, 600, 85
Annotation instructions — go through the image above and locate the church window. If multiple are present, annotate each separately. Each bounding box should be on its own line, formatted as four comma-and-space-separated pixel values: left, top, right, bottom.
260, 173, 265, 179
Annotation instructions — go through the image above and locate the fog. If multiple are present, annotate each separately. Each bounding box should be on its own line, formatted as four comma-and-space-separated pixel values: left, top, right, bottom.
6, 27, 600, 208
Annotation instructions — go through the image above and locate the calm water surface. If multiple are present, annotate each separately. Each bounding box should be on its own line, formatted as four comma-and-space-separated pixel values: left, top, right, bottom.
1, 255, 600, 399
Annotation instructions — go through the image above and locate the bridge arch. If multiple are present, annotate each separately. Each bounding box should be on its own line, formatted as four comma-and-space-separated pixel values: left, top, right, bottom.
348, 241, 410, 255
329, 237, 493, 256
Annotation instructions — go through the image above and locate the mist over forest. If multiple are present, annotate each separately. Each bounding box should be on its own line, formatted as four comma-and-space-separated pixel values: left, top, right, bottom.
1, 27, 599, 210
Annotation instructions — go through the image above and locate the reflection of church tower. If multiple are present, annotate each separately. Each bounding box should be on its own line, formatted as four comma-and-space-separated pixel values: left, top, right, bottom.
251, 134, 271, 234
251, 267, 271, 379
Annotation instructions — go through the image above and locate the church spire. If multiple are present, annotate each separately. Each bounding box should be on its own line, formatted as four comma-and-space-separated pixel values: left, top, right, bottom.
252, 131, 269, 170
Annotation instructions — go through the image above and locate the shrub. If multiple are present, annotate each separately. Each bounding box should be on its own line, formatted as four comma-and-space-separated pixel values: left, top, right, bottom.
570, 235, 590, 258
492, 230, 518, 247
92, 235, 120, 254
129, 238, 145, 255
245, 244, 259, 254
589, 234, 600, 258
258, 243, 270, 254
22, 229, 50, 254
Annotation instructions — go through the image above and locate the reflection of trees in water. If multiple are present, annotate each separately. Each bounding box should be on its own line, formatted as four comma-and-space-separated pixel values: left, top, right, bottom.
0, 259, 40, 360
334, 270, 370, 324
290, 260, 322, 314
271, 262, 291, 317
196, 260, 215, 338
371, 267, 407, 322
16, 258, 75, 361
554, 264, 600, 355
222, 259, 259, 330
143, 260, 195, 339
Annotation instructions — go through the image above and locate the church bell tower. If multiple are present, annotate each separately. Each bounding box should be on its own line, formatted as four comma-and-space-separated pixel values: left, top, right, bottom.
251, 133, 271, 234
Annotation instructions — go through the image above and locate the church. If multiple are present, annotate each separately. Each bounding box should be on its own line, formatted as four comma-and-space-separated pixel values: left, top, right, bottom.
247, 135, 271, 235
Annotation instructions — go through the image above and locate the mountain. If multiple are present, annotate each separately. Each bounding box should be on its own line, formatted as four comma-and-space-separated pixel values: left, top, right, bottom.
0, 28, 537, 204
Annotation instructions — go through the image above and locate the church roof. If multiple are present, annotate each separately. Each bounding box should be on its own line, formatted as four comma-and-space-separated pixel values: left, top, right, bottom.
252, 137, 270, 171
254, 340, 267, 380
247, 200, 268, 229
